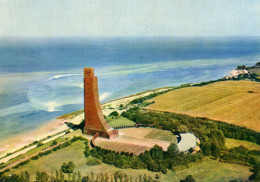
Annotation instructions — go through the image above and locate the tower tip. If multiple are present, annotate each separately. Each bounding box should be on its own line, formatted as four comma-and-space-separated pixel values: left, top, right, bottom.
84, 67, 94, 77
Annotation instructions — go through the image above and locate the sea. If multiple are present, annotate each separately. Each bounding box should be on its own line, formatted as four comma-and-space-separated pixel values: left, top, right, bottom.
0, 36, 260, 141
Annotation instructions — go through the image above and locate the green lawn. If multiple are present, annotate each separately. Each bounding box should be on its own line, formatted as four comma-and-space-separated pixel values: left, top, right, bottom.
162, 159, 251, 182
107, 116, 135, 128
7, 140, 251, 181
225, 138, 260, 150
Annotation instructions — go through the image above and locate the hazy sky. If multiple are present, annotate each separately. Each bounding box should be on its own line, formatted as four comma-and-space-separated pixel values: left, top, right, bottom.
0, 0, 259, 37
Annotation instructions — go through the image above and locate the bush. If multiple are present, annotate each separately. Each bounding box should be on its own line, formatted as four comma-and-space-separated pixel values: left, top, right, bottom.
237, 65, 246, 70
51, 140, 58, 146
109, 111, 119, 117
37, 142, 44, 147
180, 175, 196, 182
161, 167, 168, 174
155, 174, 161, 179
31, 155, 39, 160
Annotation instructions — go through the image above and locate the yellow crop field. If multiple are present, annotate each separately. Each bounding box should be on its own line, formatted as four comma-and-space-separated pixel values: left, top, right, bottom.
146, 81, 260, 132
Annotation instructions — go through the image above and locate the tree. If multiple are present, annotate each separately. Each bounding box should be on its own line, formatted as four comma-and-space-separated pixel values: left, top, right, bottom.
237, 65, 246, 70
84, 147, 90, 157
68, 161, 76, 173
55, 170, 60, 182
2, 174, 21, 182
155, 173, 161, 179
36, 171, 49, 182
109, 111, 119, 117
249, 165, 260, 181
51, 140, 57, 146
103, 153, 116, 164
20, 171, 30, 182
37, 142, 44, 147
166, 143, 178, 158
77, 171, 81, 182
161, 166, 168, 174
201, 142, 212, 156
150, 145, 164, 160
61, 161, 75, 173
59, 170, 64, 182
211, 140, 221, 157
180, 175, 195, 182
72, 172, 77, 182
147, 160, 160, 172
177, 125, 189, 133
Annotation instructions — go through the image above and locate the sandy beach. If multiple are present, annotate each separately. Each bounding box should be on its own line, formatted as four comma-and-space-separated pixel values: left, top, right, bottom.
0, 119, 68, 158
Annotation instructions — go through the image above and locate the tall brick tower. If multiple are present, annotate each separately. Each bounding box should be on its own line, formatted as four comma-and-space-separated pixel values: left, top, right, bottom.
84, 68, 119, 139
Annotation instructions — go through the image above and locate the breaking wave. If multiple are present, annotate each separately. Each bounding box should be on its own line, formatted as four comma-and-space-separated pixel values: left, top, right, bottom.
99, 92, 111, 101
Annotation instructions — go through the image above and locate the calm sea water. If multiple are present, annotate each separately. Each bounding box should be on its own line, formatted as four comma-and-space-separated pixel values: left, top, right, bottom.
0, 37, 260, 140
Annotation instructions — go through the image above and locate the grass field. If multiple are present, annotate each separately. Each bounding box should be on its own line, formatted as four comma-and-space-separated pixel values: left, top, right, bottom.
2, 137, 67, 168
6, 140, 251, 181
107, 116, 135, 128
143, 128, 177, 143
225, 138, 260, 150
248, 67, 260, 76
161, 159, 251, 182
146, 81, 260, 131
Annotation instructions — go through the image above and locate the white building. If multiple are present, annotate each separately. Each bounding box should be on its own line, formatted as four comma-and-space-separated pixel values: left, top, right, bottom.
177, 133, 197, 152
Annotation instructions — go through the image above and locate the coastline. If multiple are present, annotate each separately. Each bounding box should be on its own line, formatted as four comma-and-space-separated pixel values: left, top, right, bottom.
0, 118, 68, 159
0, 87, 169, 160
1, 61, 259, 162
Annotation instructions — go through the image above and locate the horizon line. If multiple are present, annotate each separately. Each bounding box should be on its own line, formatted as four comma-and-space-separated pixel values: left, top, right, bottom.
1, 35, 260, 39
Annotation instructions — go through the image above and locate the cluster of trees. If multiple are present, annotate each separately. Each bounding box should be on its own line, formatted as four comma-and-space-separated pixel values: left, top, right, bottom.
90, 143, 203, 173
220, 145, 259, 167
0, 170, 156, 182
216, 122, 260, 145
121, 107, 225, 157
192, 78, 227, 87
61, 161, 75, 174
130, 92, 168, 105
0, 171, 30, 182
122, 107, 260, 154
237, 65, 246, 70
130, 84, 195, 106
120, 107, 260, 180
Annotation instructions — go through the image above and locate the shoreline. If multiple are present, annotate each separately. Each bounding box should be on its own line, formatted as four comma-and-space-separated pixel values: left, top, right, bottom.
0, 118, 68, 159
0, 87, 169, 160
1, 61, 258, 161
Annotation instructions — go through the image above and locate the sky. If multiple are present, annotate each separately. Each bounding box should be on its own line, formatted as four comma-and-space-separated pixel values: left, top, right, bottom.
0, 0, 259, 37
